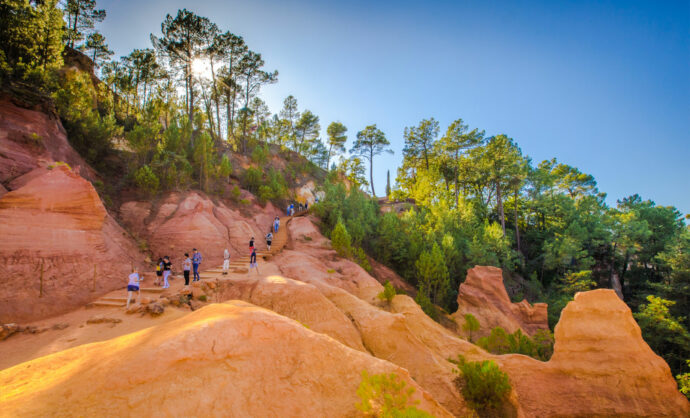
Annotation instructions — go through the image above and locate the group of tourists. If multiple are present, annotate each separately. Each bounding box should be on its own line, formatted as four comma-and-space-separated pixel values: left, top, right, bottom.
126, 215, 285, 304
152, 249, 203, 288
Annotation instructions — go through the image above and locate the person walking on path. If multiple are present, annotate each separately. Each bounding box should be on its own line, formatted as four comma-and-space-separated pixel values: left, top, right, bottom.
162, 256, 172, 288
155, 257, 164, 286
126, 267, 142, 308
182, 253, 192, 286
266, 231, 273, 251
286, 204, 290, 216
222, 248, 230, 275
249, 236, 255, 251
192, 248, 202, 281
249, 247, 259, 274
273, 216, 280, 233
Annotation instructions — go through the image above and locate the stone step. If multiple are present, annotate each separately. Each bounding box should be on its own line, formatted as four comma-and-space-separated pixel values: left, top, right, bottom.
140, 287, 165, 293
88, 300, 124, 308
101, 297, 130, 303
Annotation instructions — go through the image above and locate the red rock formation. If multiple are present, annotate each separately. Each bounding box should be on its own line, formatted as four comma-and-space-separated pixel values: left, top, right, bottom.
452, 265, 548, 338
0, 301, 452, 417
0, 166, 144, 323
0, 98, 94, 185
499, 289, 690, 416
120, 192, 282, 268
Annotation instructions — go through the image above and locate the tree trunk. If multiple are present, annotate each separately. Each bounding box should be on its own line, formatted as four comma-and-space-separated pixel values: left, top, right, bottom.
370, 149, 376, 197
514, 185, 521, 253
210, 58, 222, 140
327, 144, 333, 171
496, 181, 506, 236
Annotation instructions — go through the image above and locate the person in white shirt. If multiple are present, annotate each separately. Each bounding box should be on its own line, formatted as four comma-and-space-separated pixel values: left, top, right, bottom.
222, 248, 230, 275
266, 231, 273, 251
182, 253, 192, 285
126, 268, 142, 308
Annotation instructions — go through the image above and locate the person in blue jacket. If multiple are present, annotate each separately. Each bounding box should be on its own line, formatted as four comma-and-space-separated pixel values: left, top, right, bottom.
192, 248, 202, 281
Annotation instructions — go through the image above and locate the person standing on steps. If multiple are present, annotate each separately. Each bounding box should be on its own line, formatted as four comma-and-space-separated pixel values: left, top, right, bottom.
249, 246, 259, 274
162, 256, 172, 288
222, 248, 230, 275
182, 253, 192, 286
192, 248, 202, 282
266, 230, 273, 251
127, 267, 142, 308
286, 204, 290, 216
249, 236, 255, 251
155, 257, 164, 286
273, 216, 280, 233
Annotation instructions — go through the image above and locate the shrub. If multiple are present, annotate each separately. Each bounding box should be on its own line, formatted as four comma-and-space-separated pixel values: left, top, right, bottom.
450, 355, 511, 412
355, 371, 433, 418
476, 327, 554, 361
462, 313, 480, 343
331, 220, 352, 257
354, 246, 372, 272
239, 198, 251, 205
677, 360, 690, 400
415, 291, 437, 321
133, 165, 159, 195
230, 185, 241, 202
251, 144, 269, 164
258, 185, 273, 204
378, 281, 396, 305
198, 295, 208, 302
242, 167, 262, 192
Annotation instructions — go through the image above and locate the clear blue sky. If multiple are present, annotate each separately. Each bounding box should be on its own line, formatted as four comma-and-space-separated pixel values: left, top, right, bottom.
100, 0, 690, 215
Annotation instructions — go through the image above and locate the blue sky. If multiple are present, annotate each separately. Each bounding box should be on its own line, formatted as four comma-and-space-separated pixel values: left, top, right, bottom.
100, 0, 690, 215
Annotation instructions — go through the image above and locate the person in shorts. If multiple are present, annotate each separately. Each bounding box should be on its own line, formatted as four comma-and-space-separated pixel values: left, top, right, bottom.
127, 267, 142, 308
266, 231, 273, 251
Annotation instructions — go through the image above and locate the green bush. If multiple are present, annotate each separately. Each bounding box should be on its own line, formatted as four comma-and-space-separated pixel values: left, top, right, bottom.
354, 246, 372, 272
462, 313, 480, 343
378, 281, 396, 305
355, 371, 433, 418
414, 291, 437, 321
198, 295, 208, 302
251, 144, 269, 164
677, 360, 690, 400
331, 220, 352, 257
258, 185, 273, 204
242, 167, 263, 192
450, 355, 511, 412
476, 327, 554, 361
133, 165, 159, 195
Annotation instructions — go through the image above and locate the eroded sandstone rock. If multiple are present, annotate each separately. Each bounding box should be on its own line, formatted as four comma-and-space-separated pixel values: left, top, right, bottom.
0, 167, 145, 323
452, 266, 548, 338
0, 301, 452, 417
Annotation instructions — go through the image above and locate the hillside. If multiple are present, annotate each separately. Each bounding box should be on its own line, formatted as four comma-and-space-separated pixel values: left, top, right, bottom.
0, 97, 688, 416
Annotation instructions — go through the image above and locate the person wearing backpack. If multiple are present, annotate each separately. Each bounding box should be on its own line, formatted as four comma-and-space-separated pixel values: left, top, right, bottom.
266, 230, 273, 251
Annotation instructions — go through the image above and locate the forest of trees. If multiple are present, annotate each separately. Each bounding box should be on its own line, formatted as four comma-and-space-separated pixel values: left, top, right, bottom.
1, 0, 688, 397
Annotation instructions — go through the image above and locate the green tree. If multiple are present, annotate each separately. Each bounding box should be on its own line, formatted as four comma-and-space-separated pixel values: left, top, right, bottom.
237, 50, 278, 153
64, 0, 106, 48
435, 118, 484, 207
82, 31, 112, 67
351, 124, 393, 197
462, 313, 480, 343
415, 242, 450, 305
356, 371, 433, 418
402, 118, 439, 171
326, 121, 347, 169
378, 281, 397, 305
294, 110, 320, 154
134, 165, 159, 195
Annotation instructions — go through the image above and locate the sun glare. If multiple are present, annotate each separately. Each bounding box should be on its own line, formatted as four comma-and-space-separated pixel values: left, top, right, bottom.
191, 57, 213, 80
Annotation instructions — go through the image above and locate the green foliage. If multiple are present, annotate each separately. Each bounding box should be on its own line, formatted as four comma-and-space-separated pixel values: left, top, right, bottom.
230, 185, 241, 202
378, 281, 396, 305
355, 371, 433, 418
133, 165, 159, 195
415, 243, 450, 305
414, 291, 437, 321
634, 295, 690, 376
450, 355, 511, 412
331, 220, 352, 258
354, 246, 372, 272
251, 144, 269, 164
476, 327, 554, 361
677, 360, 690, 400
242, 167, 263, 192
462, 313, 480, 343
198, 294, 207, 302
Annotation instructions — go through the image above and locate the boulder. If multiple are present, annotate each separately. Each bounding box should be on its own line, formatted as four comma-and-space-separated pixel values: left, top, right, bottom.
0, 302, 452, 417
499, 289, 690, 416
452, 266, 548, 338
1, 323, 19, 340
0, 167, 145, 323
